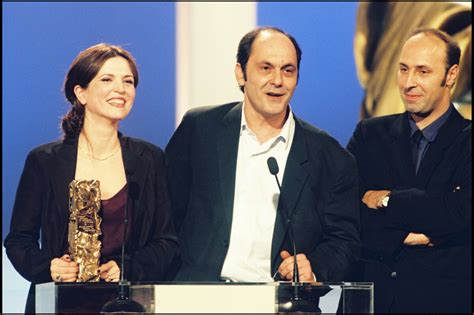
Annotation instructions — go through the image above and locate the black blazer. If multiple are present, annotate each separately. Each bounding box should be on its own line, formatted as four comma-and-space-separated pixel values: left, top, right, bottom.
4, 134, 179, 313
347, 108, 472, 313
165, 102, 360, 282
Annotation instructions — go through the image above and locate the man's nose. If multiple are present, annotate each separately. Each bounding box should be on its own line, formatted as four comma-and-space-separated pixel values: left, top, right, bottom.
271, 70, 283, 86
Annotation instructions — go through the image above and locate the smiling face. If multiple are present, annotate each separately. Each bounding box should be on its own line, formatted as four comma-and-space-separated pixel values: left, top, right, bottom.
397, 33, 458, 122
235, 30, 298, 124
74, 56, 136, 124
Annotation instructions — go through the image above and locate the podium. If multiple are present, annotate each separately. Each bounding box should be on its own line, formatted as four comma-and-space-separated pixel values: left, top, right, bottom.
36, 281, 373, 313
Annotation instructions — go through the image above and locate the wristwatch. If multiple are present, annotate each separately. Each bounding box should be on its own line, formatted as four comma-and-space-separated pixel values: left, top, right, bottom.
382, 196, 390, 207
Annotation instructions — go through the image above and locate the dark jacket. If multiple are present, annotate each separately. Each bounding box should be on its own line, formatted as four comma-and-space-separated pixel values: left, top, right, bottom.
165, 102, 360, 282
4, 134, 179, 313
347, 108, 472, 313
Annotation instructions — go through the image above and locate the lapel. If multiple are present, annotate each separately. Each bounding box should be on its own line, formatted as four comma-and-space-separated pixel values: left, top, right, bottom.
120, 135, 150, 245
49, 138, 78, 250
415, 108, 466, 187
271, 117, 310, 271
387, 113, 417, 185
216, 102, 242, 229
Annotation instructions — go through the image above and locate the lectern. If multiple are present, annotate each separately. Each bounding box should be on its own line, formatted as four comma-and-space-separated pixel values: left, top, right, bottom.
36, 281, 373, 313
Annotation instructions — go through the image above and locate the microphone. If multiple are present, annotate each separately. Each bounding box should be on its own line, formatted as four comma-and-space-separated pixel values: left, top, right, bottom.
101, 183, 145, 313
267, 157, 299, 283
267, 157, 318, 312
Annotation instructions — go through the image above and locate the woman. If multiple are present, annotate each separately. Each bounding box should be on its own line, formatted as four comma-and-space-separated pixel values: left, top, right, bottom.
4, 43, 179, 313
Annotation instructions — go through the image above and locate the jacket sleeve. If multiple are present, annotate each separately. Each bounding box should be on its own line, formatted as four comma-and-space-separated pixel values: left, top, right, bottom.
116, 148, 179, 281
4, 152, 54, 283
347, 121, 409, 258
386, 134, 471, 241
307, 145, 361, 282
164, 112, 195, 234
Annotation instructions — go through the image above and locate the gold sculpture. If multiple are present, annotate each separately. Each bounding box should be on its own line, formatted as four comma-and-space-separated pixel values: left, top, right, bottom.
68, 179, 102, 282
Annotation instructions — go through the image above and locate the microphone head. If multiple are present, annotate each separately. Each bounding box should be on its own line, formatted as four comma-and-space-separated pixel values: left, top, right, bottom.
267, 157, 279, 175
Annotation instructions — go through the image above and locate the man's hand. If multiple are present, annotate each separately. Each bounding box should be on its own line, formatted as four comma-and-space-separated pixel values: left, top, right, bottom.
403, 232, 434, 246
362, 190, 391, 209
278, 251, 315, 282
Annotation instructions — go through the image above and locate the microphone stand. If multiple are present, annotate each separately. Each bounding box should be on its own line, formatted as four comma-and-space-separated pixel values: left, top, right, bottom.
267, 157, 318, 313
271, 167, 300, 284
100, 192, 145, 313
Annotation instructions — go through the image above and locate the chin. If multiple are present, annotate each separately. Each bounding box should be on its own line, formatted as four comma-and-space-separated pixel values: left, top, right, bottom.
405, 103, 420, 113
408, 109, 431, 118
109, 109, 130, 119
268, 102, 288, 112
106, 114, 127, 122
266, 109, 287, 118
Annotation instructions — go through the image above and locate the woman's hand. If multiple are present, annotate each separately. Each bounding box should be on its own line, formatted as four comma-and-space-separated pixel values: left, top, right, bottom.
98, 260, 121, 282
50, 254, 79, 282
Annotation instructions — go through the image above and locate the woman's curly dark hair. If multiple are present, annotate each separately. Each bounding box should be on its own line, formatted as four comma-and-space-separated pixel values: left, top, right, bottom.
61, 43, 139, 139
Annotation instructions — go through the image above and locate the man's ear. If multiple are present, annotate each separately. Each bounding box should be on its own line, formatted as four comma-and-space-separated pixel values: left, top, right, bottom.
235, 63, 246, 88
445, 64, 459, 87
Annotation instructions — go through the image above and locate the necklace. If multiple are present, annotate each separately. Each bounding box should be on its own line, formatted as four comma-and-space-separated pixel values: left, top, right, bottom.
79, 134, 121, 161
88, 145, 120, 161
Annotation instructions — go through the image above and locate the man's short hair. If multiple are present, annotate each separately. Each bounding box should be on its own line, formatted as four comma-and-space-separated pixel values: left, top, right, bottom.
408, 27, 461, 70
236, 26, 302, 92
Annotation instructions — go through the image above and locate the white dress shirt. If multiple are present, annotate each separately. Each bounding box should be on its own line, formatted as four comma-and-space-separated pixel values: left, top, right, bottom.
220, 103, 295, 282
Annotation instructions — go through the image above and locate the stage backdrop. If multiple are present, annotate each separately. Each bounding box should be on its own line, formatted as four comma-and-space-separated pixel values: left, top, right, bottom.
2, 3, 362, 313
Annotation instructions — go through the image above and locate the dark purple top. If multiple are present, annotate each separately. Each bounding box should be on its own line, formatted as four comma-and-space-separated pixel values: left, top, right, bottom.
100, 184, 131, 259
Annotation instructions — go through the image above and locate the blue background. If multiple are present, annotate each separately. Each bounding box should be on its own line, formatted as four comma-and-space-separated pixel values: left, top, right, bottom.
3, 3, 177, 238
2, 2, 362, 240
258, 2, 361, 143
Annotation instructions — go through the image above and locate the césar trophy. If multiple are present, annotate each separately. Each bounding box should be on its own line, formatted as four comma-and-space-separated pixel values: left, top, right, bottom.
68, 179, 102, 282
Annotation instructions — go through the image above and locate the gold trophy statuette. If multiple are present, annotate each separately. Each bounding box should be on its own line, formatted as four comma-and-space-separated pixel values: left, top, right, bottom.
68, 179, 102, 282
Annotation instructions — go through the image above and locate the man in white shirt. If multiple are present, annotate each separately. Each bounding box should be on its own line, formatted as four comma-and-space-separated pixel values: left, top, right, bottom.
166, 27, 360, 283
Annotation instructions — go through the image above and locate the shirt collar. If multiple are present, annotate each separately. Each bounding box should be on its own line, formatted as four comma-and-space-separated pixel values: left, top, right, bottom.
240, 101, 294, 149
409, 105, 453, 143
